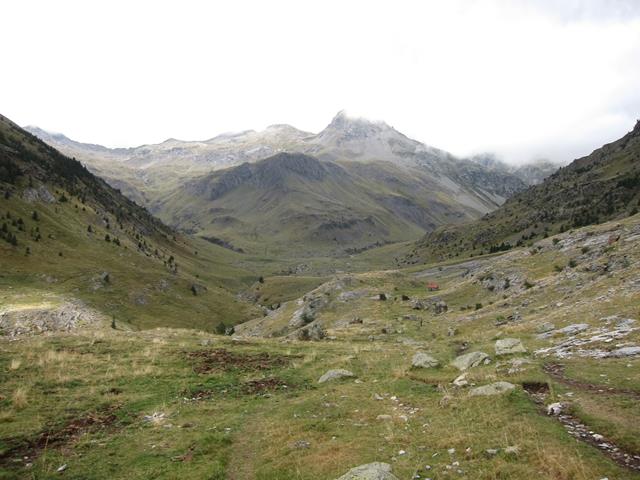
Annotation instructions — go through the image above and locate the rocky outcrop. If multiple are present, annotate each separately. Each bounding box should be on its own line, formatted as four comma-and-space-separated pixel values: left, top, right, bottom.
0, 301, 105, 337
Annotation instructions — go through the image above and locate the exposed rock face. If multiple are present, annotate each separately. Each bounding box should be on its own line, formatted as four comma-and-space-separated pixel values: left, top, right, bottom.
538, 323, 589, 338
318, 369, 355, 383
411, 352, 439, 368
469, 382, 516, 396
335, 462, 398, 480
22, 185, 56, 203
495, 338, 527, 355
0, 301, 104, 337
451, 351, 491, 370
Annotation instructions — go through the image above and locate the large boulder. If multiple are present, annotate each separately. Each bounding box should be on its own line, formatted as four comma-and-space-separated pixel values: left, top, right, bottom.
469, 381, 516, 396
335, 462, 398, 480
451, 351, 491, 371
495, 338, 527, 355
411, 352, 439, 368
318, 369, 355, 383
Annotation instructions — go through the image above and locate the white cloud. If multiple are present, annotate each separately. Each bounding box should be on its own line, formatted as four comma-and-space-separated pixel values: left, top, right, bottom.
2, 0, 639, 164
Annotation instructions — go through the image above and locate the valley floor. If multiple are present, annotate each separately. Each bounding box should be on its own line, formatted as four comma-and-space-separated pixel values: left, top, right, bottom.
2, 215, 640, 479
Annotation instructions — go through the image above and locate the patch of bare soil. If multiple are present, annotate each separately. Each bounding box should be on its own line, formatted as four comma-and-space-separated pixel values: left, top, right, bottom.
0, 404, 121, 468
241, 377, 289, 395
186, 348, 294, 373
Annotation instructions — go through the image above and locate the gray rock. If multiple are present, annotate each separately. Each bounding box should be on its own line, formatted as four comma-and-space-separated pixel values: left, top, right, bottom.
452, 372, 469, 387
469, 381, 516, 396
411, 352, 439, 368
451, 351, 491, 371
537, 323, 589, 339
546, 402, 563, 415
318, 369, 355, 383
412, 299, 428, 310
495, 338, 527, 355
335, 462, 398, 480
22, 186, 56, 203
434, 300, 448, 314
557, 323, 589, 335
607, 346, 640, 357
190, 283, 207, 296
297, 323, 327, 341
536, 322, 555, 333
293, 440, 311, 449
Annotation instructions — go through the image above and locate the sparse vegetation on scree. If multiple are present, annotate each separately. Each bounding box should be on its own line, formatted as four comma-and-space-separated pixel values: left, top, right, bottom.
1, 114, 640, 479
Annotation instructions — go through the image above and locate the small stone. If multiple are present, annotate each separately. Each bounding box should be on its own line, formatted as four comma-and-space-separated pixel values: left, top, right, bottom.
504, 445, 519, 455
547, 402, 563, 416
452, 373, 468, 387
57, 464, 68, 472
335, 462, 398, 480
293, 440, 311, 449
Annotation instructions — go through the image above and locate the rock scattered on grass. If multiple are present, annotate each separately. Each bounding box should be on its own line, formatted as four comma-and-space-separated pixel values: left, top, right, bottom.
495, 338, 527, 355
469, 381, 516, 396
411, 352, 439, 368
335, 462, 398, 480
318, 369, 355, 383
451, 351, 490, 371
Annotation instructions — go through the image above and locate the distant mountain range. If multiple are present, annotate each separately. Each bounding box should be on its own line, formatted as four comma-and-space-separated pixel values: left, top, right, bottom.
25, 112, 558, 254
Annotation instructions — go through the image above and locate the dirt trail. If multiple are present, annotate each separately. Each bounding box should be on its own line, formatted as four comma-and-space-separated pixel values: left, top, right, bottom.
522, 382, 640, 471
543, 363, 640, 398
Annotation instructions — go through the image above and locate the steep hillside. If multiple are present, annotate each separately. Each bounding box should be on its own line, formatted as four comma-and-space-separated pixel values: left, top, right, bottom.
409, 121, 640, 263
151, 152, 519, 256
0, 114, 260, 331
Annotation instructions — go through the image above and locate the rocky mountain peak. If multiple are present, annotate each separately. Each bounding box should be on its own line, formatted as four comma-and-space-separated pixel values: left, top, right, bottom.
323, 110, 391, 139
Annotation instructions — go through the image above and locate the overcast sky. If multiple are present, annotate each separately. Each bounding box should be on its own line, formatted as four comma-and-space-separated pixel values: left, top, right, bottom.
3, 0, 640, 164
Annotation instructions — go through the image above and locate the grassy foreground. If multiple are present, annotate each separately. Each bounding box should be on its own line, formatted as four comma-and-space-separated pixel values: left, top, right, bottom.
1, 328, 638, 480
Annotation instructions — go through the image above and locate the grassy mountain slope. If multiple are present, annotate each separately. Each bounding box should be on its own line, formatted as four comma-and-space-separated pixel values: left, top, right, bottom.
151, 152, 513, 256
0, 114, 260, 331
1, 212, 639, 479
408, 121, 640, 263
